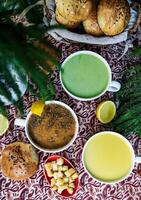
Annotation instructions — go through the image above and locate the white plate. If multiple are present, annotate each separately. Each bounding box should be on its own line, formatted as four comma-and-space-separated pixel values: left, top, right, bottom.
45, 0, 137, 45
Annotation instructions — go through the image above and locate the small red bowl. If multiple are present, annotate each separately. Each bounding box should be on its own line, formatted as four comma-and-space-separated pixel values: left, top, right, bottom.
44, 155, 79, 197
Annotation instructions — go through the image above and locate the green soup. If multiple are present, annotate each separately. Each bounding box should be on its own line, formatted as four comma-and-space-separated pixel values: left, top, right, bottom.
61, 53, 109, 98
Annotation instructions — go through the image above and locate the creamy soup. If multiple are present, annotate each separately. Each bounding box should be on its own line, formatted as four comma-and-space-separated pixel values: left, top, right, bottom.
83, 133, 133, 182
61, 53, 109, 98
28, 104, 76, 149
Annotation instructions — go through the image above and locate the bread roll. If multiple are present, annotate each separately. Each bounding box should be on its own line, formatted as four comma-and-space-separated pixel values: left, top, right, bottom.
55, 0, 93, 22
97, 0, 130, 36
83, 1, 104, 36
1, 142, 38, 180
55, 9, 80, 29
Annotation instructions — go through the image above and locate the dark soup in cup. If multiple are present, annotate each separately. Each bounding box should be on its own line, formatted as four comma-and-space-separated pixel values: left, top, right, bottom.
27, 101, 78, 152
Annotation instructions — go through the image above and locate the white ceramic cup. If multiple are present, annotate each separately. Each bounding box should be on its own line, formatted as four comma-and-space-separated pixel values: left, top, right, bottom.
60, 51, 121, 101
15, 101, 79, 153
82, 131, 141, 184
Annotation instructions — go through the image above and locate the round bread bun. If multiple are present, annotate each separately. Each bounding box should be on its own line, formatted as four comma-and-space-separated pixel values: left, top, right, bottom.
97, 0, 130, 36
1, 142, 38, 180
55, 0, 93, 22
55, 9, 80, 29
83, 1, 104, 36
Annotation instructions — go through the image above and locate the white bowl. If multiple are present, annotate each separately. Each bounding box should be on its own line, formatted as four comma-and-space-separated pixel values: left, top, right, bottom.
15, 101, 79, 153
82, 131, 135, 184
60, 51, 121, 101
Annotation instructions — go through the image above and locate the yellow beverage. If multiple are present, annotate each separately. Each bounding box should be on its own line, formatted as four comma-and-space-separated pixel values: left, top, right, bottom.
83, 132, 134, 183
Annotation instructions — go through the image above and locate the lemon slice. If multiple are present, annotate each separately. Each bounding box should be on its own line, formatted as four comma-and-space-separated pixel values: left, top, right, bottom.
31, 100, 45, 116
96, 101, 116, 124
0, 114, 9, 135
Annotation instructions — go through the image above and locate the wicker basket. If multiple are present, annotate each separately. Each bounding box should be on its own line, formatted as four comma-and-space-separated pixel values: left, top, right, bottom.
44, 0, 141, 45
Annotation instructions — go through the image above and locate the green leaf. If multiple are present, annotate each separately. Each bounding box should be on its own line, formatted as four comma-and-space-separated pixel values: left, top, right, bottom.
14, 98, 25, 116
26, 44, 60, 71
0, 8, 59, 116
26, 4, 43, 24
22, 25, 46, 40
0, 0, 26, 13
130, 46, 141, 56
0, 61, 22, 101
0, 78, 13, 103
0, 101, 7, 117
27, 82, 36, 96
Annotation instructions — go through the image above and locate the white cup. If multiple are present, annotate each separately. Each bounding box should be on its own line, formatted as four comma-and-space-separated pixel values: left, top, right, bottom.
82, 131, 141, 184
60, 51, 121, 101
15, 101, 79, 153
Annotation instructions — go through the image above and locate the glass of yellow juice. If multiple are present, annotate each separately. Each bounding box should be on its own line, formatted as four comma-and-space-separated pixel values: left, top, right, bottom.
82, 131, 141, 184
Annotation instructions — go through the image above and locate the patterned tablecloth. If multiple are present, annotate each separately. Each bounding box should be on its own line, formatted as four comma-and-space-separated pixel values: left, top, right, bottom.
0, 31, 141, 200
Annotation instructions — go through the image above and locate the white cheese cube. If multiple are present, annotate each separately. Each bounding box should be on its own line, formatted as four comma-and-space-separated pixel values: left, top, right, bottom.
57, 158, 64, 166
65, 168, 75, 177
72, 172, 78, 180
67, 187, 73, 194
52, 163, 58, 171
62, 165, 69, 172
63, 176, 69, 183
57, 171, 64, 178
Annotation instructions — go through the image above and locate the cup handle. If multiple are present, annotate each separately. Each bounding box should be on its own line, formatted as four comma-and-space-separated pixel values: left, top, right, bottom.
108, 81, 121, 92
135, 157, 141, 163
15, 118, 26, 127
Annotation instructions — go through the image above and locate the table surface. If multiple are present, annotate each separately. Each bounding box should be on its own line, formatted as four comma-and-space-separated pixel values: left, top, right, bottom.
0, 32, 141, 200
